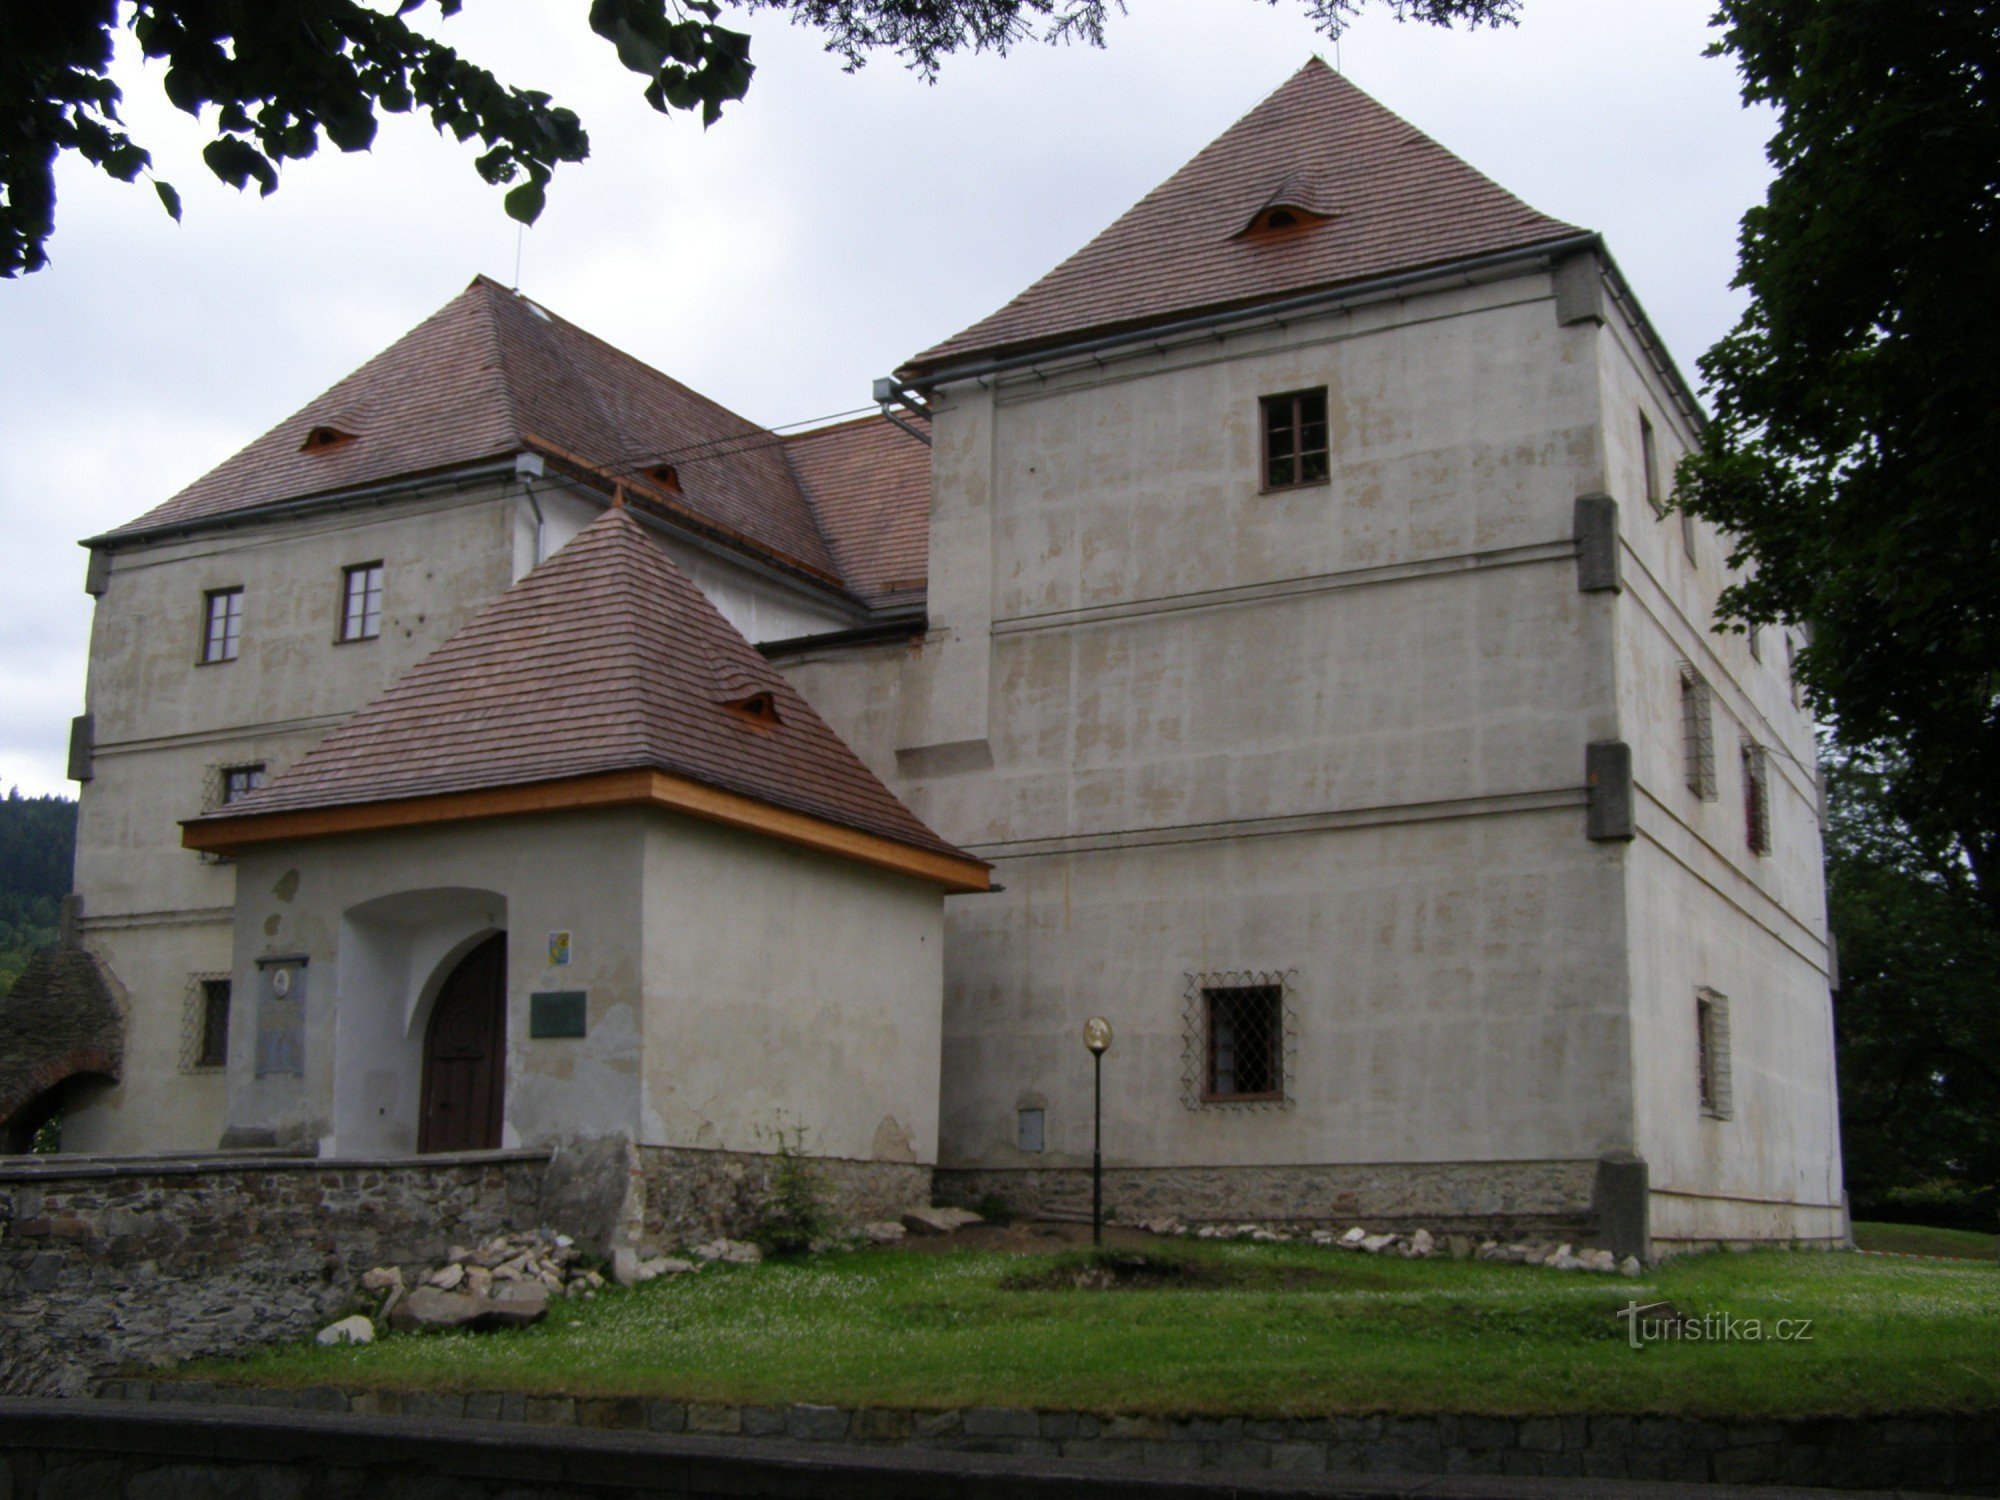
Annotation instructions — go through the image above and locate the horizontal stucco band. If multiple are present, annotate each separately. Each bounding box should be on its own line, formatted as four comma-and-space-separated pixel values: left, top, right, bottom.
934, 1159, 1601, 1233
990, 538, 1577, 637
964, 788, 1586, 861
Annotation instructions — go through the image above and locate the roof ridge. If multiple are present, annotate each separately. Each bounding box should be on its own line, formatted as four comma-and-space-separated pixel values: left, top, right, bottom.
465, 277, 529, 450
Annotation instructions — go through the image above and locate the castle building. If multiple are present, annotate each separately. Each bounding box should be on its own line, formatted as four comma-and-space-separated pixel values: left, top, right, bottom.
9, 62, 1842, 1254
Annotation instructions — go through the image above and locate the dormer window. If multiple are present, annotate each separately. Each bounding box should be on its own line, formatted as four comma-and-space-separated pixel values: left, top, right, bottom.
301, 425, 355, 454
1238, 203, 1331, 240
726, 691, 780, 728
643, 464, 682, 494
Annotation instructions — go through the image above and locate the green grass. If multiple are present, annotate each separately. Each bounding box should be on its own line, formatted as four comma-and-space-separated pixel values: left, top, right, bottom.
1853, 1220, 1998, 1261
176, 1241, 1999, 1419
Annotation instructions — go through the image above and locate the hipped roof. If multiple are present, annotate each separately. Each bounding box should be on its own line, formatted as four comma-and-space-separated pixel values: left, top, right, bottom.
104, 276, 847, 587
184, 507, 984, 891
905, 59, 1583, 375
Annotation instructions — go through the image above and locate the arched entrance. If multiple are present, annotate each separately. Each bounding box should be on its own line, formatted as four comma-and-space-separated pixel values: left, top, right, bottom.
418, 932, 507, 1153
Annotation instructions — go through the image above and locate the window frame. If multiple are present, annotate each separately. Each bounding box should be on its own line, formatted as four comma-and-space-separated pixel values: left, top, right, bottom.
200, 587, 243, 664
221, 763, 266, 805
1742, 739, 1771, 855
1259, 388, 1331, 494
1679, 665, 1717, 801
1201, 983, 1286, 1104
338, 562, 384, 644
1695, 987, 1732, 1119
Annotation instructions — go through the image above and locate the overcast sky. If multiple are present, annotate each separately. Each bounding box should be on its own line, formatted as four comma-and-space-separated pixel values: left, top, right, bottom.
0, 0, 1772, 799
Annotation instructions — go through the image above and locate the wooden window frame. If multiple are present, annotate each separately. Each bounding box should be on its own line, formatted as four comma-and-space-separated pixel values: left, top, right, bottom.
200, 587, 243, 665
338, 562, 384, 644
1202, 983, 1285, 1103
1259, 388, 1330, 493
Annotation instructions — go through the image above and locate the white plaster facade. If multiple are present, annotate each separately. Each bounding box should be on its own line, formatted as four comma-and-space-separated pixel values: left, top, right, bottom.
39, 81, 1840, 1254
220, 811, 942, 1167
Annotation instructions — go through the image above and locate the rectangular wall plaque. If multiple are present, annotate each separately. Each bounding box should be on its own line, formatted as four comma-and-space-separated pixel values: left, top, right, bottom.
254, 957, 308, 1077
530, 990, 587, 1039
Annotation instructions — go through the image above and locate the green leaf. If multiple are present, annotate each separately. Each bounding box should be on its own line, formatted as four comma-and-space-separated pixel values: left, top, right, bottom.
154, 180, 182, 221
503, 178, 547, 224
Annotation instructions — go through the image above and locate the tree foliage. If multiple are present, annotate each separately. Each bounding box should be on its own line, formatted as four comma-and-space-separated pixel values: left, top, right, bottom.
1, 0, 1517, 277
1825, 748, 2000, 1230
1682, 2, 2000, 926
0, 790, 77, 997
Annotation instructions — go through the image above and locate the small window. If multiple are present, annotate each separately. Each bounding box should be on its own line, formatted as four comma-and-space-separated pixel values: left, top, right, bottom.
1695, 988, 1732, 1118
1681, 507, 1698, 564
1679, 666, 1716, 800
1639, 411, 1661, 514
725, 691, 781, 728
1742, 740, 1771, 855
201, 587, 243, 663
181, 975, 232, 1071
1204, 984, 1284, 1101
1016, 1107, 1045, 1153
300, 425, 355, 453
1748, 624, 1763, 663
221, 763, 265, 805
340, 562, 383, 642
1261, 389, 1329, 491
643, 464, 682, 493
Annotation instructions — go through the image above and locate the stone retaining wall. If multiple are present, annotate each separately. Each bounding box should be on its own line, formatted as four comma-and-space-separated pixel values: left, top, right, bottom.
0, 1151, 548, 1396
635, 1145, 929, 1247
88, 1383, 2000, 1493
934, 1159, 1602, 1239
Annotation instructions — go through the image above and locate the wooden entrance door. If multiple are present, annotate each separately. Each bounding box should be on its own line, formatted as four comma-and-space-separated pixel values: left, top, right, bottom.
418, 933, 506, 1153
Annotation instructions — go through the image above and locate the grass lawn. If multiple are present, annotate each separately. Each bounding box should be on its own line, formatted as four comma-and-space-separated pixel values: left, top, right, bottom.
174, 1237, 2000, 1420
1852, 1220, 1998, 1261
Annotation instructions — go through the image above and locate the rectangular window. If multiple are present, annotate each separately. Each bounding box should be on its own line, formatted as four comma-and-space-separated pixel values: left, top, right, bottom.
201, 587, 243, 663
1639, 410, 1661, 514
1748, 624, 1763, 663
1261, 389, 1329, 491
1681, 507, 1698, 564
1679, 666, 1717, 800
1696, 988, 1732, 1118
181, 974, 232, 1071
1204, 984, 1284, 1101
221, 763, 265, 804
340, 562, 384, 642
1742, 740, 1771, 855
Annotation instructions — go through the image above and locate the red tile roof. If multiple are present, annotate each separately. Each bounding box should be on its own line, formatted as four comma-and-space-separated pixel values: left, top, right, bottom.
104, 277, 845, 585
189, 507, 972, 867
785, 415, 931, 610
904, 59, 1583, 375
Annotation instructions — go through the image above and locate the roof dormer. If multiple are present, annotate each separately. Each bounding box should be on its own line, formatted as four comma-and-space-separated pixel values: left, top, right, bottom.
300, 425, 356, 454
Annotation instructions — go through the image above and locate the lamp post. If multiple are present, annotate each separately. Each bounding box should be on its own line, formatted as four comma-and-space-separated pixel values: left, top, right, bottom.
1083, 1016, 1113, 1246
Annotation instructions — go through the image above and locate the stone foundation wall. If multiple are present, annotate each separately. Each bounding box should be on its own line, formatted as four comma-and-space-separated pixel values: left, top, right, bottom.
635, 1145, 930, 1249
0, 1151, 547, 1396
933, 1159, 1600, 1238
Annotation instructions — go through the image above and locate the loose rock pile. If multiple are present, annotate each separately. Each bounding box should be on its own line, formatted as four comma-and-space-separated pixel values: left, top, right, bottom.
1140, 1218, 1642, 1275
339, 1228, 608, 1339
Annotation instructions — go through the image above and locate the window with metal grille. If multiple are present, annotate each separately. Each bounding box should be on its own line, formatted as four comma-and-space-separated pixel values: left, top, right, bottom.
1204, 984, 1284, 1101
1695, 987, 1732, 1118
1679, 666, 1716, 800
1260, 389, 1329, 491
1742, 740, 1771, 854
181, 975, 232, 1071
201, 587, 243, 663
340, 562, 383, 642
221, 763, 265, 804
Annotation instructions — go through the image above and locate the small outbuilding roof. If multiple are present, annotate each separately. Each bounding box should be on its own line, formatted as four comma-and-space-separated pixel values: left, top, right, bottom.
0, 943, 123, 1135
904, 59, 1584, 375
183, 507, 987, 892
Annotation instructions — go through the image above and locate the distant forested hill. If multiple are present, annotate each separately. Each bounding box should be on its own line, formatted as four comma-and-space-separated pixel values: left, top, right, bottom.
1, 790, 76, 994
